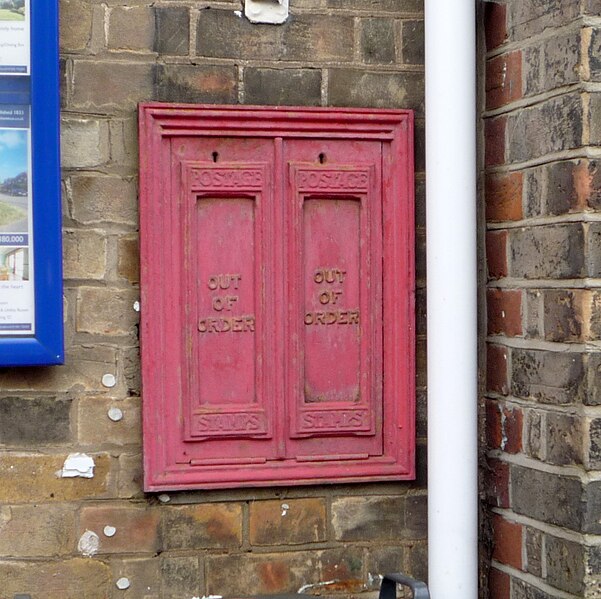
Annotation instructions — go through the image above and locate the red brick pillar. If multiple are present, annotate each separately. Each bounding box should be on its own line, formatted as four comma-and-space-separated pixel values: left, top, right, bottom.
483, 1, 601, 597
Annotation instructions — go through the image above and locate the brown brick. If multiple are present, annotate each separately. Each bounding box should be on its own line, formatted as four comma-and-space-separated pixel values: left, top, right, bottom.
587, 93, 601, 146
79, 505, 159, 554
524, 409, 544, 460
525, 33, 580, 96
365, 546, 405, 587
63, 229, 107, 280
329, 69, 424, 114
578, 160, 601, 211
249, 498, 326, 546
504, 405, 524, 454
76, 287, 139, 336
122, 346, 141, 397
70, 175, 138, 226
485, 171, 523, 222
543, 289, 583, 342
116, 452, 144, 499
545, 160, 584, 215
155, 64, 237, 104
524, 527, 543, 577
117, 235, 140, 284
61, 118, 110, 169
546, 412, 582, 466
511, 348, 584, 405
0, 396, 72, 446
511, 465, 582, 530
108, 117, 138, 169
206, 547, 363, 597
244, 68, 321, 106
197, 10, 354, 62
77, 397, 141, 447
70, 60, 154, 113
361, 18, 395, 64
0, 558, 110, 599
509, 1, 579, 41
404, 494, 427, 538
487, 289, 522, 336
511, 579, 555, 599
493, 403, 523, 454
0, 345, 117, 394
485, 116, 506, 167
486, 400, 503, 450
154, 7, 189, 55
0, 454, 111, 503
0, 504, 76, 557
331, 495, 404, 541
485, 458, 510, 508
326, 0, 422, 10
401, 20, 424, 65
584, 480, 601, 533
487, 344, 508, 395
160, 503, 242, 550
546, 536, 585, 594
524, 289, 542, 338
405, 541, 428, 582
110, 558, 160, 599
108, 6, 155, 51
487, 231, 508, 280
489, 567, 510, 599
484, 2, 508, 51
509, 224, 584, 279
60, 0, 93, 52
161, 556, 202, 599
588, 418, 601, 469
486, 51, 523, 110
586, 222, 601, 278
507, 93, 582, 164
492, 514, 523, 570
524, 168, 542, 217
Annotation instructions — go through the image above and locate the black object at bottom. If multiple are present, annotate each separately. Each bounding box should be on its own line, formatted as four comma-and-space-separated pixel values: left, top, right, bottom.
379, 573, 431, 599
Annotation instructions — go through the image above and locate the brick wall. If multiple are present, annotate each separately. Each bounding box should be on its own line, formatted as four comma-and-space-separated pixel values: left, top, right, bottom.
483, 1, 601, 597
0, 1, 426, 597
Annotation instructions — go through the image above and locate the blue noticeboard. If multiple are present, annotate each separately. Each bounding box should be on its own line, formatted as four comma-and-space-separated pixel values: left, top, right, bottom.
0, 0, 63, 365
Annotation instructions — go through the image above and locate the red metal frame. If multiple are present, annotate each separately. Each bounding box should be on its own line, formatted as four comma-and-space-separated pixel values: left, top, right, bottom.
139, 104, 415, 491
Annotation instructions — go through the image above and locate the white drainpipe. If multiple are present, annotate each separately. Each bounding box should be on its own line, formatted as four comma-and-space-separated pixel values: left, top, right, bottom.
425, 1, 478, 598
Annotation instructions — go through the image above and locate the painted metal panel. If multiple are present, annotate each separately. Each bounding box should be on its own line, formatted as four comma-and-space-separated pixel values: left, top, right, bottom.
139, 104, 414, 490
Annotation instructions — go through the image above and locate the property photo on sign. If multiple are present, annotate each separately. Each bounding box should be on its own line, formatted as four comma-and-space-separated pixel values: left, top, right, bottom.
0, 0, 25, 20
0, 127, 28, 232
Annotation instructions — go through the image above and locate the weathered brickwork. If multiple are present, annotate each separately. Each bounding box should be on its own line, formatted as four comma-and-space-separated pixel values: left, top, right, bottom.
0, 1, 425, 597
484, 1, 601, 597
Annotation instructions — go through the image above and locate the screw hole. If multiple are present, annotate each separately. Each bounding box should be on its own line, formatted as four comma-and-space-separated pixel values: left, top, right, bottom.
318, 152, 326, 164
212, 151, 219, 162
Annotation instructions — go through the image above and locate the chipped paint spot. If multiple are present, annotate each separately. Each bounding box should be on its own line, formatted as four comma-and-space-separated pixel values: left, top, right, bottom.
297, 580, 338, 594
56, 453, 95, 478
102, 373, 116, 388
78, 530, 100, 556
108, 407, 123, 422
281, 502, 289, 516
104, 525, 117, 537
500, 410, 508, 451
116, 577, 130, 590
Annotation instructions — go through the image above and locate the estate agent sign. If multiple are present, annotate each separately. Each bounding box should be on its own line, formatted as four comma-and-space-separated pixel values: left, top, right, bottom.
0, 0, 63, 365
